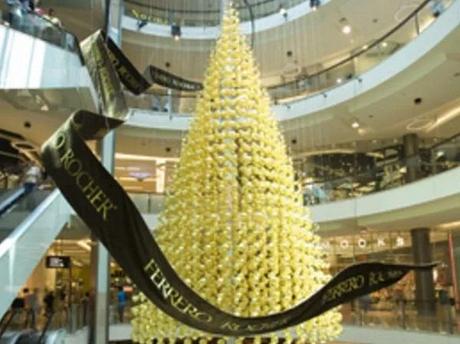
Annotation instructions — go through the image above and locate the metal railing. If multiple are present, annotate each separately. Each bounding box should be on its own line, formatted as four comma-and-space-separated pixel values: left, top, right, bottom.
126, 0, 307, 27
126, 0, 454, 114
124, 134, 460, 211
301, 133, 460, 206
342, 298, 459, 335
0, 2, 81, 58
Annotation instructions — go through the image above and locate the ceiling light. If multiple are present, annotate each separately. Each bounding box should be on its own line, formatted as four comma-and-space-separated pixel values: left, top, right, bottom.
336, 78, 343, 84
115, 153, 179, 162
129, 171, 152, 180
351, 120, 360, 129
279, 6, 287, 16
362, 45, 369, 50
427, 105, 460, 131
381, 41, 388, 48
342, 24, 352, 34
118, 177, 138, 182
77, 240, 91, 252
340, 18, 351, 35
436, 150, 445, 157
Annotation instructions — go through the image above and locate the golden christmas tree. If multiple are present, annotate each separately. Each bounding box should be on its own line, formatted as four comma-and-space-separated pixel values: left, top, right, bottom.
131, 8, 342, 344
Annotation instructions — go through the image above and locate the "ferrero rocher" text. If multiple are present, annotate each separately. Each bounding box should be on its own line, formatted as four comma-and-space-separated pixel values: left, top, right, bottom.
55, 133, 117, 221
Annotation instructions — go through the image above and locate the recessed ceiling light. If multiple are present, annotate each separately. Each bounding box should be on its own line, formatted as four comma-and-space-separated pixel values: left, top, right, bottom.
381, 41, 388, 48
342, 24, 352, 34
340, 18, 352, 35
336, 78, 343, 84
351, 120, 360, 129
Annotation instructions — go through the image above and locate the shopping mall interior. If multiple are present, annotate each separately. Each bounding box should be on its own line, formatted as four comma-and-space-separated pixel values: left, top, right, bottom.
0, 0, 460, 343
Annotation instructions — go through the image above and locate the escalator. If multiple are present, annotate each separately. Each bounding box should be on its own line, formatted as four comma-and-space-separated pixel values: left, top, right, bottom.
0, 188, 72, 321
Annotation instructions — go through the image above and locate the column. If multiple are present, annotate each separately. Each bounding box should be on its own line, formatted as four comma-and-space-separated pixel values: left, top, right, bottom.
411, 228, 436, 315
449, 231, 460, 310
89, 1, 123, 343
403, 134, 435, 315
220, 0, 232, 21
403, 133, 421, 183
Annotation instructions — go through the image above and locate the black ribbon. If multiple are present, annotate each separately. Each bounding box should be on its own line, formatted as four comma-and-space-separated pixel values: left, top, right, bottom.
144, 65, 203, 92
40, 31, 436, 336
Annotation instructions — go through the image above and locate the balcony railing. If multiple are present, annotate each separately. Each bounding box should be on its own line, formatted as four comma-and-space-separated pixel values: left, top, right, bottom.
126, 0, 454, 114
0, 2, 81, 58
301, 133, 460, 206
125, 0, 307, 28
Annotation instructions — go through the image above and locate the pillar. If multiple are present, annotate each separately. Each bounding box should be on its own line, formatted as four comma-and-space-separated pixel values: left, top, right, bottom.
88, 1, 123, 343
403, 133, 421, 183
411, 228, 436, 315
403, 134, 435, 315
449, 231, 460, 310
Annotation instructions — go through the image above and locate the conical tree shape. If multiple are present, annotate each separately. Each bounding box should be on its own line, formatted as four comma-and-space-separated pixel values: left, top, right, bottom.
131, 8, 342, 344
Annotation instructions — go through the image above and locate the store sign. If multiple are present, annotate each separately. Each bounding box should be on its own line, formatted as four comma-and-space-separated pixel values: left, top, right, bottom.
46, 256, 71, 269
38, 30, 436, 336
323, 235, 407, 251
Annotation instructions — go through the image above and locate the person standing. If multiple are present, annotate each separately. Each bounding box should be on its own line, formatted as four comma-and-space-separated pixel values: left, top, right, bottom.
22, 162, 41, 193
24, 288, 39, 330
116, 286, 126, 323
431, 0, 445, 17
10, 292, 25, 325
33, 0, 45, 16
43, 290, 55, 317
80, 292, 89, 325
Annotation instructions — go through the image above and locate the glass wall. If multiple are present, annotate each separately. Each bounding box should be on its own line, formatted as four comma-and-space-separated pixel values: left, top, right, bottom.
327, 229, 460, 334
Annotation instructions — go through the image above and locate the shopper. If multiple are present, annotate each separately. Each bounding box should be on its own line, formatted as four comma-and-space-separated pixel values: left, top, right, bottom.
24, 288, 39, 330
43, 290, 55, 317
33, 0, 44, 16
358, 294, 372, 324
10, 292, 25, 325
431, 0, 445, 17
81, 292, 89, 325
43, 8, 62, 28
117, 286, 127, 323
87, 290, 95, 344
22, 162, 41, 193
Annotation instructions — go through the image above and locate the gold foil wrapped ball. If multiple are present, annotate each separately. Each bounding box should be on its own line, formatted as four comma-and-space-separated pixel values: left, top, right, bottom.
131, 6, 342, 344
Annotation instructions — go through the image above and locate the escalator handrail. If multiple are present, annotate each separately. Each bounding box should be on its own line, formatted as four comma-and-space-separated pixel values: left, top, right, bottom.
37, 311, 55, 344
0, 186, 26, 217
0, 189, 60, 258
0, 309, 15, 339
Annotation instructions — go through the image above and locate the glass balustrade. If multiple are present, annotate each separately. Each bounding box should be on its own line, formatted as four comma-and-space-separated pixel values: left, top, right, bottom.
0, 2, 80, 56
341, 298, 459, 335
123, 133, 460, 210
125, 0, 306, 28
126, 0, 454, 114
301, 133, 460, 206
